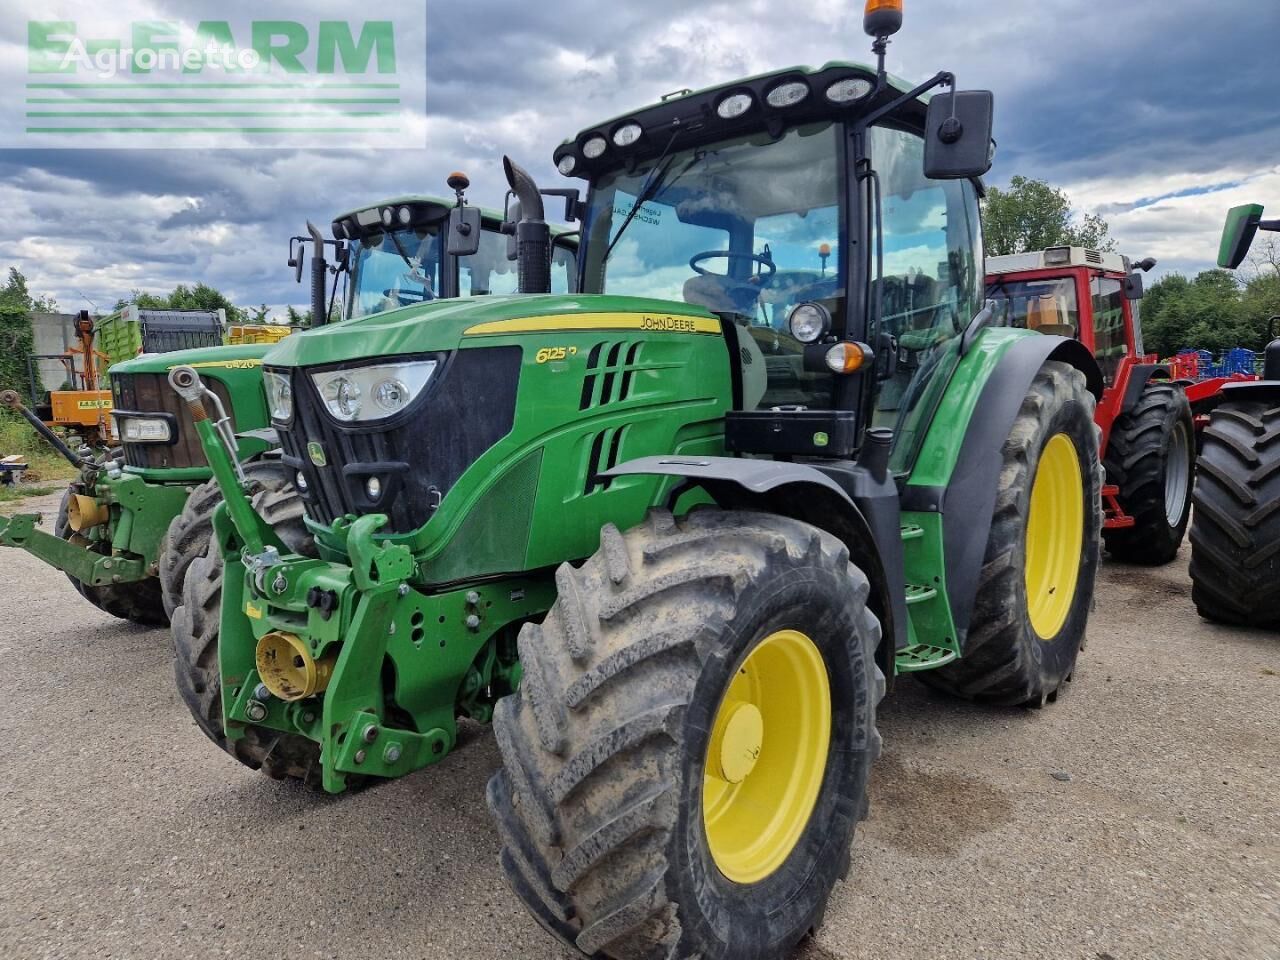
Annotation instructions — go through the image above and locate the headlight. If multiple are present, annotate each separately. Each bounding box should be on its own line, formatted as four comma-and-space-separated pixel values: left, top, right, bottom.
557, 154, 577, 176
826, 77, 873, 104
766, 81, 809, 108
613, 122, 642, 147
310, 360, 437, 423
263, 370, 293, 421
582, 136, 607, 159
114, 416, 173, 443
788, 302, 832, 343
716, 92, 754, 119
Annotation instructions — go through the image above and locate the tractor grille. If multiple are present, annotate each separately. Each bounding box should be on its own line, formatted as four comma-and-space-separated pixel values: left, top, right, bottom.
111, 372, 235, 470
277, 347, 522, 534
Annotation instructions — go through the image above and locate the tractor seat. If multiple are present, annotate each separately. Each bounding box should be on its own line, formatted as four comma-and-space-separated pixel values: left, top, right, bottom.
683, 274, 763, 317
1036, 323, 1077, 338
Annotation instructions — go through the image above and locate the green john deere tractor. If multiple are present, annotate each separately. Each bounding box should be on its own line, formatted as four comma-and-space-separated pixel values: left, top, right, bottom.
0, 182, 555, 626
1189, 203, 1280, 628
169, 9, 1103, 959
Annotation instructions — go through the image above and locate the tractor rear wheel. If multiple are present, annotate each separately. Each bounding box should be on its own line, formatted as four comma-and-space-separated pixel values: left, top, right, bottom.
158, 476, 226, 619
169, 461, 322, 785
1188, 399, 1280, 627
54, 487, 167, 627
1102, 380, 1194, 564
488, 509, 883, 960
919, 360, 1102, 707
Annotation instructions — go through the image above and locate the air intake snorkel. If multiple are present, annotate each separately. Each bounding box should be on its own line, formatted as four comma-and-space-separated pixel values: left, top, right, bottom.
503, 156, 551, 294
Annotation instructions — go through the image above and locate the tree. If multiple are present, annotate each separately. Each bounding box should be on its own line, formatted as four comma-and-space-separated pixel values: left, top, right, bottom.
249, 304, 273, 324
1139, 268, 1279, 358
1, 267, 57, 313
0, 267, 57, 402
981, 176, 1116, 257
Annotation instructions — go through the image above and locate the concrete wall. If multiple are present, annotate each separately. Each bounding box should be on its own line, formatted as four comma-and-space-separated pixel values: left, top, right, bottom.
29, 312, 77, 392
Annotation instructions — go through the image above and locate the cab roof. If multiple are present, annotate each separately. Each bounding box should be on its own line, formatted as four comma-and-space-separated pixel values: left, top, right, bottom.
555, 61, 929, 180
986, 246, 1129, 277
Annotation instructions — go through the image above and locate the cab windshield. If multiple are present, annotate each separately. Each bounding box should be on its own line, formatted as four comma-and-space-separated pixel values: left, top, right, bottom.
582, 123, 843, 408
347, 226, 444, 319
984, 276, 1080, 335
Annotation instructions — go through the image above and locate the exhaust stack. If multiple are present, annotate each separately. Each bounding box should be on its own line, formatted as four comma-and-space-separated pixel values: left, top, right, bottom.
503, 156, 551, 294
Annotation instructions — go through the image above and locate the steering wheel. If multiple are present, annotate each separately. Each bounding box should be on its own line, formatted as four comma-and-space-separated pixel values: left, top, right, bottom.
689, 250, 777, 283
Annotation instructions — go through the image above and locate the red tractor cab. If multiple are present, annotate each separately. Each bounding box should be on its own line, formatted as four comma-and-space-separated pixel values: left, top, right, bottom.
986, 247, 1193, 564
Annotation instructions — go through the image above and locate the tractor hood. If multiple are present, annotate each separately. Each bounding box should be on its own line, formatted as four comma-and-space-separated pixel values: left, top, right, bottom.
109, 343, 271, 376
259, 293, 718, 369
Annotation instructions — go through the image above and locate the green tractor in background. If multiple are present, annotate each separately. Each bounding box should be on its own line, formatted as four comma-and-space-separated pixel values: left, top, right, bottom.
169, 7, 1103, 959
0, 182, 560, 626
1189, 203, 1280, 627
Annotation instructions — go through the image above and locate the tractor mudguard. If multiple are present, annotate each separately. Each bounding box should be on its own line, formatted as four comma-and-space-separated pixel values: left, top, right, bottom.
902, 334, 1102, 646
1217, 379, 1280, 404
603, 454, 908, 679
1121, 362, 1173, 413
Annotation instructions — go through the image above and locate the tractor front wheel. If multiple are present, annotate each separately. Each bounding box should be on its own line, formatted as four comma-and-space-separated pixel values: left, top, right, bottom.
54, 487, 167, 627
157, 476, 226, 619
1188, 400, 1280, 627
169, 461, 322, 785
919, 360, 1102, 707
1102, 380, 1194, 564
488, 509, 883, 960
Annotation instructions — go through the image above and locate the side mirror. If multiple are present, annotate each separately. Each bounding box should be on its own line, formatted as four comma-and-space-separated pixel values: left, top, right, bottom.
1124, 271, 1144, 300
923, 90, 995, 180
505, 200, 522, 262
1218, 203, 1264, 269
446, 206, 482, 257
288, 238, 305, 283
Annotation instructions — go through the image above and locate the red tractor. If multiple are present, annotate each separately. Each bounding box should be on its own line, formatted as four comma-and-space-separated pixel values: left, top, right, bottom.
985, 247, 1243, 564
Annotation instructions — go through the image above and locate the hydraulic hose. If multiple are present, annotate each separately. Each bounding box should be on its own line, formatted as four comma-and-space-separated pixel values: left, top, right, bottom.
0, 389, 94, 469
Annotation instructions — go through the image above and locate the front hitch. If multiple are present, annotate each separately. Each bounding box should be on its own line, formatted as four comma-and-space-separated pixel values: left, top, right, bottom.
167, 365, 281, 556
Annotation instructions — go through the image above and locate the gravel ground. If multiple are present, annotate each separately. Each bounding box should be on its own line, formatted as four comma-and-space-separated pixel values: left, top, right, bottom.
1, 490, 1277, 960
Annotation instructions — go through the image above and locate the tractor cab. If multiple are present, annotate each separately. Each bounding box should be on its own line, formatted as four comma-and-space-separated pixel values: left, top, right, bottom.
328, 196, 576, 320
985, 246, 1153, 386
558, 59, 991, 474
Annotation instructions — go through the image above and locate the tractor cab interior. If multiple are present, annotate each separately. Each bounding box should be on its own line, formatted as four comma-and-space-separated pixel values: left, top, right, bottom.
582, 122, 843, 409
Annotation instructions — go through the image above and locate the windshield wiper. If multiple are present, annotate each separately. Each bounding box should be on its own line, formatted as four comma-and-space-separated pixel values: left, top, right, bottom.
386, 229, 416, 271
605, 148, 703, 263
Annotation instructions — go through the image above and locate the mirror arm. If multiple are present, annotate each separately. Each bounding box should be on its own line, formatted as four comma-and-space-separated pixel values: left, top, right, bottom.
859, 70, 955, 131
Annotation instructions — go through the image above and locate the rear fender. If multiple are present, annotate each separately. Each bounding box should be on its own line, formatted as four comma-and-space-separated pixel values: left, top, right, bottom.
604, 455, 906, 686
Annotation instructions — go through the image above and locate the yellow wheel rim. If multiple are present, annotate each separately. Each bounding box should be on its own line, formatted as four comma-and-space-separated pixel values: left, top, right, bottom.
702, 629, 831, 884
1024, 433, 1085, 639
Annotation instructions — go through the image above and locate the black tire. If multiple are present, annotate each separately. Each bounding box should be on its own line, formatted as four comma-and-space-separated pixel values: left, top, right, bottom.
170, 460, 322, 785
53, 486, 168, 627
919, 360, 1102, 707
1188, 399, 1280, 628
158, 476, 226, 619
1102, 381, 1194, 565
488, 509, 884, 960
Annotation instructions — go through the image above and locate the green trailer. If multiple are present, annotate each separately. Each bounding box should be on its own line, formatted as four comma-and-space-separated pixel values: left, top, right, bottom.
170, 10, 1104, 959
0, 187, 565, 625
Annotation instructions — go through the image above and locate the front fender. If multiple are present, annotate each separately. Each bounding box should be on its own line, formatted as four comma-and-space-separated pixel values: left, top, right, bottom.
604, 454, 907, 682
902, 331, 1102, 646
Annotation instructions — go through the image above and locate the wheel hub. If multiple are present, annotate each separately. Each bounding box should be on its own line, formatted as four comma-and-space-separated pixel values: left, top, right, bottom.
702, 629, 831, 884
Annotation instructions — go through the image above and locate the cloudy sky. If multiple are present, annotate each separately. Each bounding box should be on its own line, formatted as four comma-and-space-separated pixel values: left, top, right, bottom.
1, 0, 1277, 315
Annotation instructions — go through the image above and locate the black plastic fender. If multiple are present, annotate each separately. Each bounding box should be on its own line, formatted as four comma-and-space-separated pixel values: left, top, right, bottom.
900, 335, 1103, 647
1121, 363, 1172, 414
603, 455, 907, 685
1217, 379, 1280, 404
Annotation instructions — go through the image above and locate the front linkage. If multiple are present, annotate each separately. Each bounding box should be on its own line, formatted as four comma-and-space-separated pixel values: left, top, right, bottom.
0, 389, 186, 588
168, 366, 550, 793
